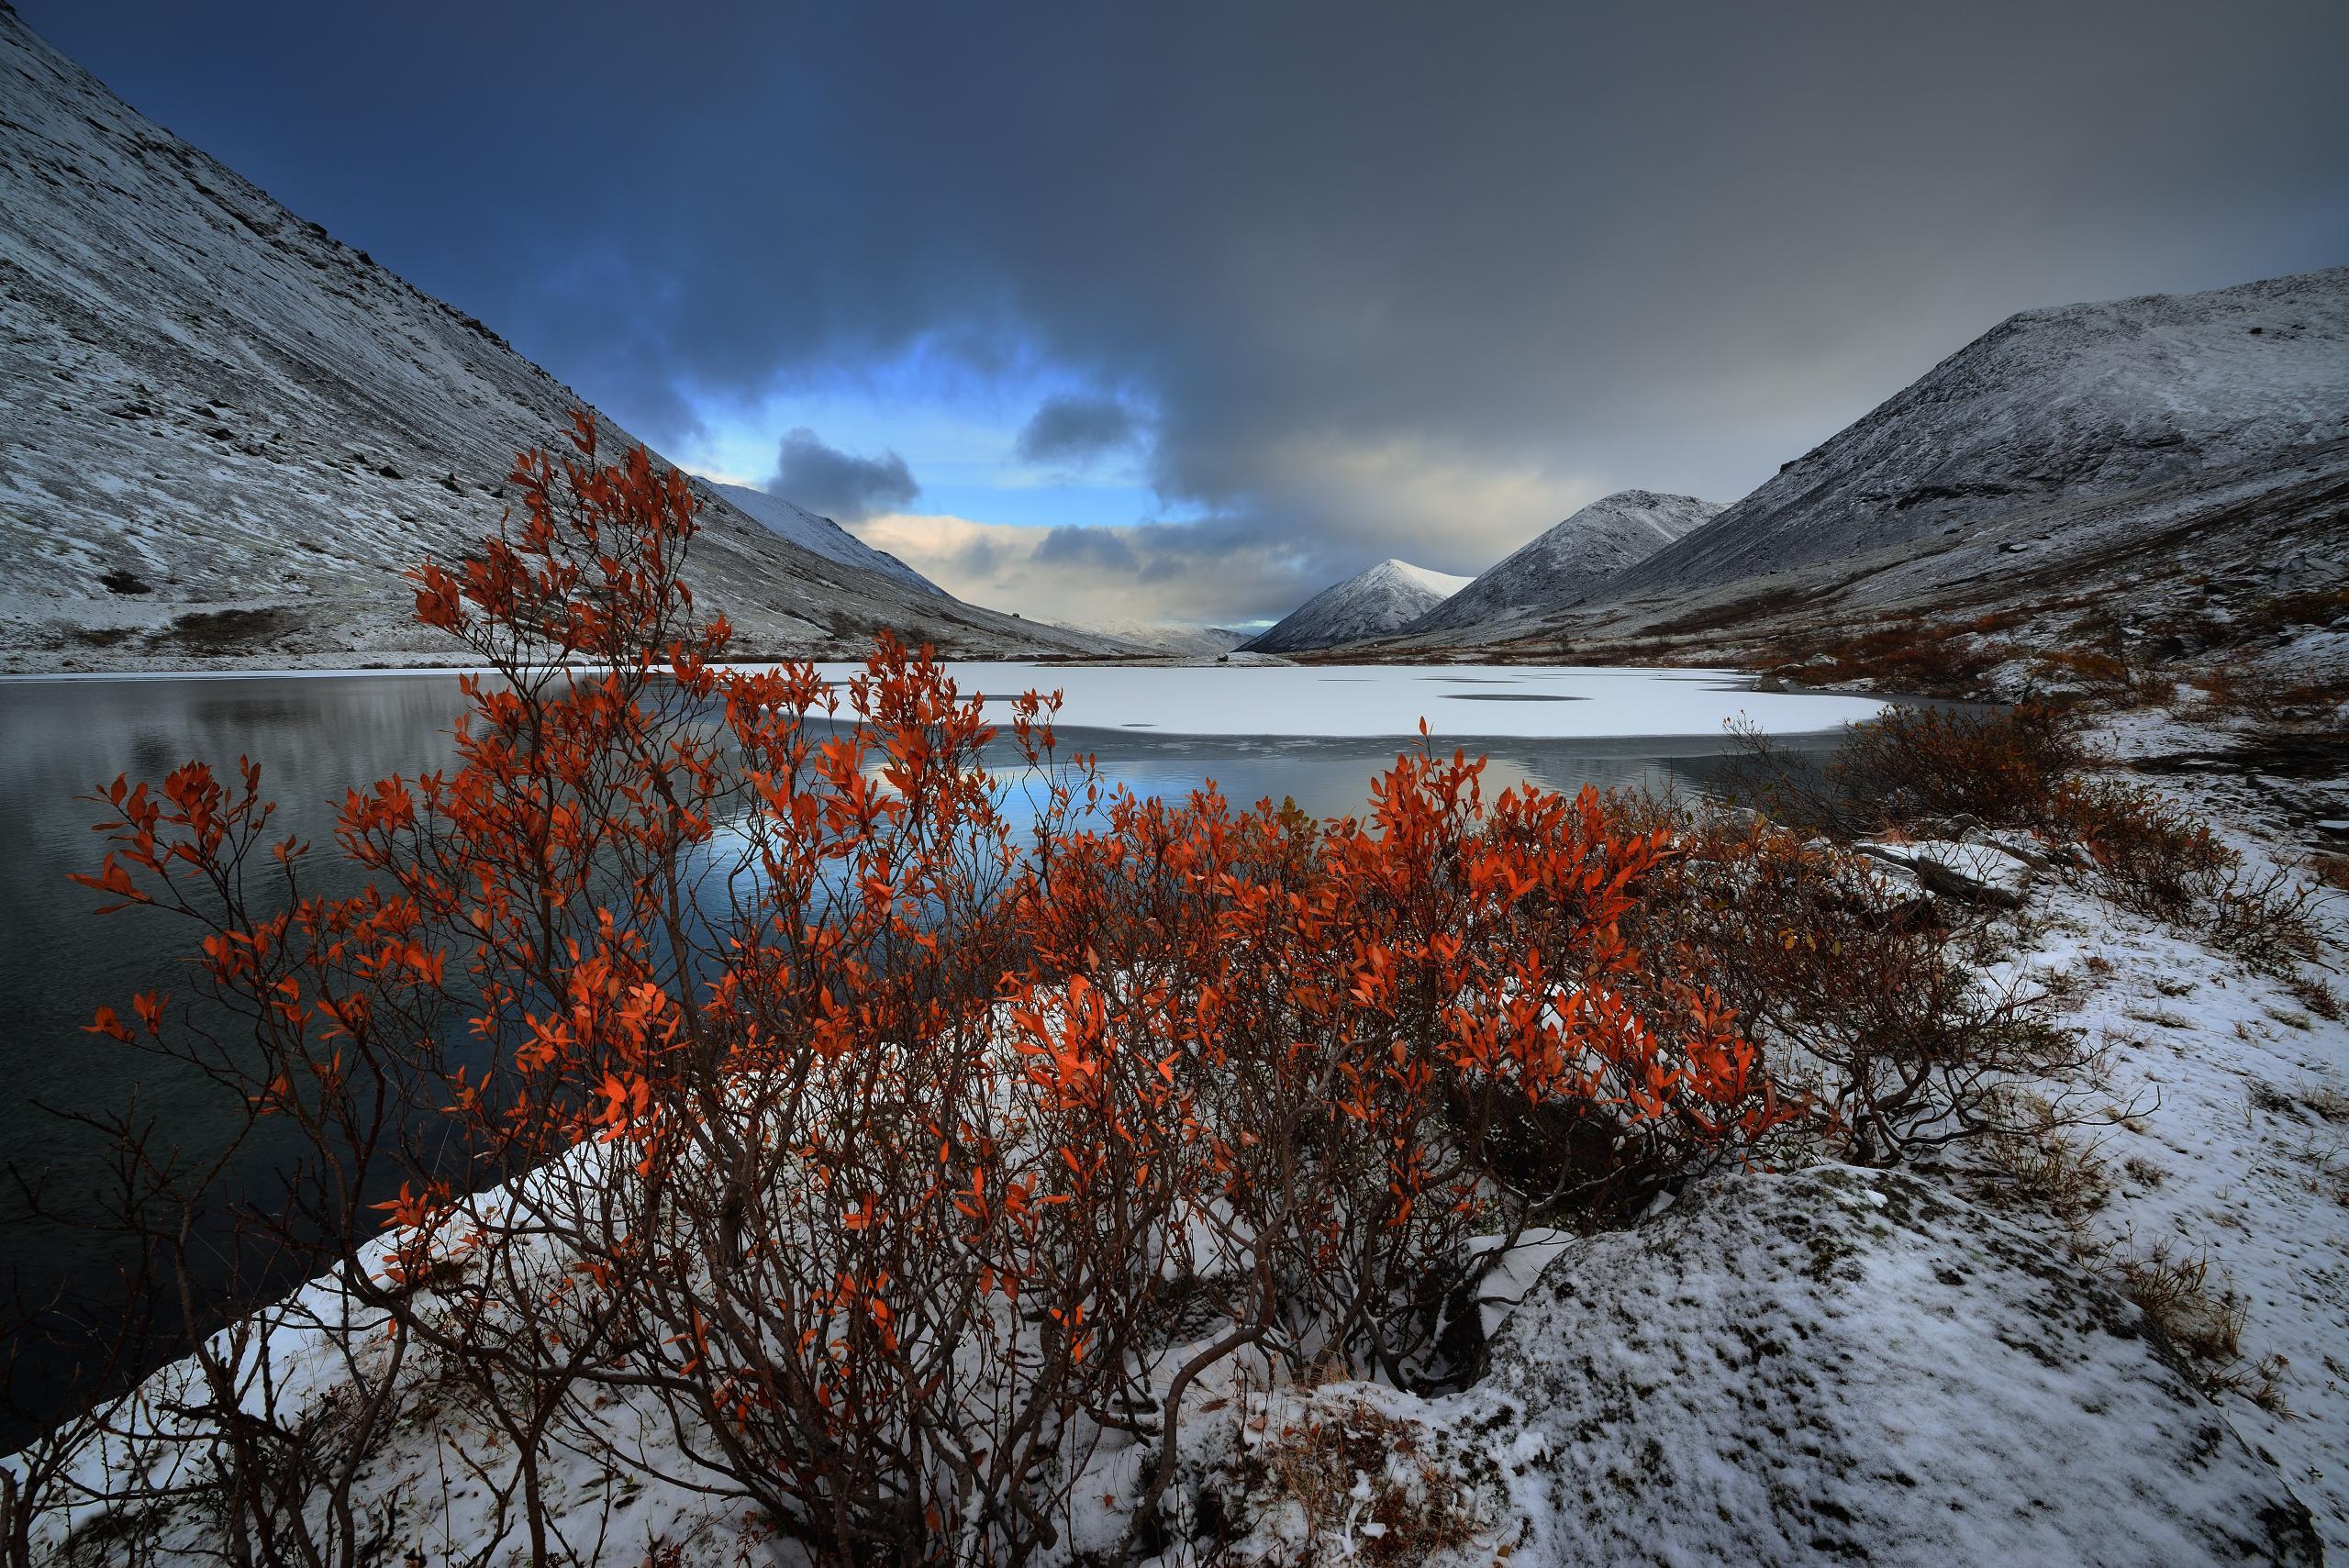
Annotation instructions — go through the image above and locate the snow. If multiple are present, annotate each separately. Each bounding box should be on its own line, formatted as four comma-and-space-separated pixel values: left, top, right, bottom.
1857, 837, 2040, 906
1998, 873, 2349, 1546
1242, 559, 1475, 654
788, 661, 1887, 739
1036, 618, 1253, 658
1478, 1165, 2320, 1566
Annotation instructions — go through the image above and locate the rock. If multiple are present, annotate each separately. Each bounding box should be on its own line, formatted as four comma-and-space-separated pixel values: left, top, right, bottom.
1965, 825, 2062, 871
1858, 838, 2036, 907
1480, 1167, 2321, 1567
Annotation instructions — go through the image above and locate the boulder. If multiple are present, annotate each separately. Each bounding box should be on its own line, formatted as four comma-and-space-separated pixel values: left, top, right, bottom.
1858, 838, 2037, 907
1481, 1167, 2320, 1567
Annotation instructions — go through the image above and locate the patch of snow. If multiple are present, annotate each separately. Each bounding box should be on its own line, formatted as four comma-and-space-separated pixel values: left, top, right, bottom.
1858, 837, 2039, 906
1477, 1166, 2320, 1565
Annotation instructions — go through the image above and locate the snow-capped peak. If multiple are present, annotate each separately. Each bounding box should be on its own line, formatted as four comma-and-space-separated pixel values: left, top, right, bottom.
1241, 557, 1474, 654
1411, 491, 1720, 634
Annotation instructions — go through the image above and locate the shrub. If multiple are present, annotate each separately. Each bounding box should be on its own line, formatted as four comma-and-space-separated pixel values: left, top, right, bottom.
1731, 703, 2327, 962
1755, 617, 2014, 697
1617, 806, 2090, 1165
50, 416, 1796, 1565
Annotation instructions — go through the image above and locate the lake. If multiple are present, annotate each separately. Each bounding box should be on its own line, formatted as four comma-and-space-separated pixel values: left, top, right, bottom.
0, 662, 1881, 1438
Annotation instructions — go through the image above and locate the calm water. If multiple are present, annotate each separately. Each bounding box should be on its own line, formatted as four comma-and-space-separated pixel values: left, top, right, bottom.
0, 668, 1842, 1439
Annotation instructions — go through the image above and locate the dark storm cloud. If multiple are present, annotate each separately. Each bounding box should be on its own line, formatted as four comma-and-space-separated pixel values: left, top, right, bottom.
765, 428, 917, 523
1017, 395, 1140, 465
28, 0, 2349, 602
1031, 526, 1140, 572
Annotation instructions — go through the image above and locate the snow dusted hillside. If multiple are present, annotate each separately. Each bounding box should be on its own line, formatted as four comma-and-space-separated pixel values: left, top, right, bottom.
1411, 489, 1720, 635
1611, 266, 2349, 597
1241, 558, 1473, 654
0, 9, 1106, 669
1040, 618, 1251, 658
702, 480, 946, 598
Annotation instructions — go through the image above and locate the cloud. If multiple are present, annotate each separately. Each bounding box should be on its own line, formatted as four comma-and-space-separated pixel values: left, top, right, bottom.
1030, 524, 1139, 571
855, 512, 1319, 628
1016, 394, 1139, 465
766, 427, 918, 522
62, 0, 2349, 620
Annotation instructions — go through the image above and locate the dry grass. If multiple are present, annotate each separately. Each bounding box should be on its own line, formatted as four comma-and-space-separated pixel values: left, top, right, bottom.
1973, 1113, 2288, 1414
2109, 1243, 2287, 1411
1239, 1395, 1497, 1565
1979, 1116, 2112, 1235
1755, 616, 2016, 697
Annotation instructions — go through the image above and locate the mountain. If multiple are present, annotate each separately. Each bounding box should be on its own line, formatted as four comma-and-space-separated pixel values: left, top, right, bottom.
1409, 490, 1720, 634
703, 481, 946, 599
0, 7, 1108, 669
1609, 266, 2349, 598
1241, 559, 1474, 654
1043, 619, 1252, 658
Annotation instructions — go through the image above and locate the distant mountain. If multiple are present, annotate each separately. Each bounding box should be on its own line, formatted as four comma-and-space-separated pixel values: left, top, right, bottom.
1241, 559, 1473, 654
0, 7, 1107, 669
1410, 490, 1720, 635
1044, 619, 1251, 658
1609, 266, 2349, 598
703, 481, 946, 598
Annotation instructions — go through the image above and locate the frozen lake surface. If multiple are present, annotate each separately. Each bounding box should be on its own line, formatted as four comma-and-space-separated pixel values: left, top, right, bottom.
804, 661, 1885, 739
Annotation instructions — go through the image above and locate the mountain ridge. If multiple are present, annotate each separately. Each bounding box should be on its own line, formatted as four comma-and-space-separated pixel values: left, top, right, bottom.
0, 6, 1107, 669
1605, 265, 2349, 600
1410, 489, 1720, 635
1241, 558, 1473, 654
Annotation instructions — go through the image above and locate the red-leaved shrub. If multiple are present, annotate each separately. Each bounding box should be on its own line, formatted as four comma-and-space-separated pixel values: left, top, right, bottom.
50, 417, 1794, 1564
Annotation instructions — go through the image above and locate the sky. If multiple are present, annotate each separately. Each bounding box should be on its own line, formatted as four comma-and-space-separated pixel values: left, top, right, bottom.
19, 1, 2348, 628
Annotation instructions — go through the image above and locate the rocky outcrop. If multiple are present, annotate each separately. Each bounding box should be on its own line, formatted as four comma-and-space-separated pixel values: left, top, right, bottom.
1483, 1166, 2320, 1566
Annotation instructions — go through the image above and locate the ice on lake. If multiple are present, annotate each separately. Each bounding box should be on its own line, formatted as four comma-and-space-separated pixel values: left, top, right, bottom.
803, 662, 1884, 740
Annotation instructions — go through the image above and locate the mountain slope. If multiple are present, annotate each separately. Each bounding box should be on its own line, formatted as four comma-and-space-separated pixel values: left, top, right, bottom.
1608, 266, 2349, 599
702, 481, 947, 599
1410, 490, 1720, 634
0, 7, 1104, 669
1241, 559, 1473, 654
1042, 619, 1251, 658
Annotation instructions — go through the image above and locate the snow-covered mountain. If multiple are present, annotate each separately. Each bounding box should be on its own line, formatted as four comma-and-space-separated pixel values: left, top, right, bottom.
0, 8, 1107, 669
1042, 619, 1252, 658
1409, 490, 1720, 635
1609, 266, 2349, 598
1241, 559, 1474, 654
702, 481, 947, 599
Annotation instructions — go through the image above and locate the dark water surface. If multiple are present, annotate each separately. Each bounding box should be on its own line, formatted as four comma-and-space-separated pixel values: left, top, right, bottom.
0, 670, 1833, 1440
